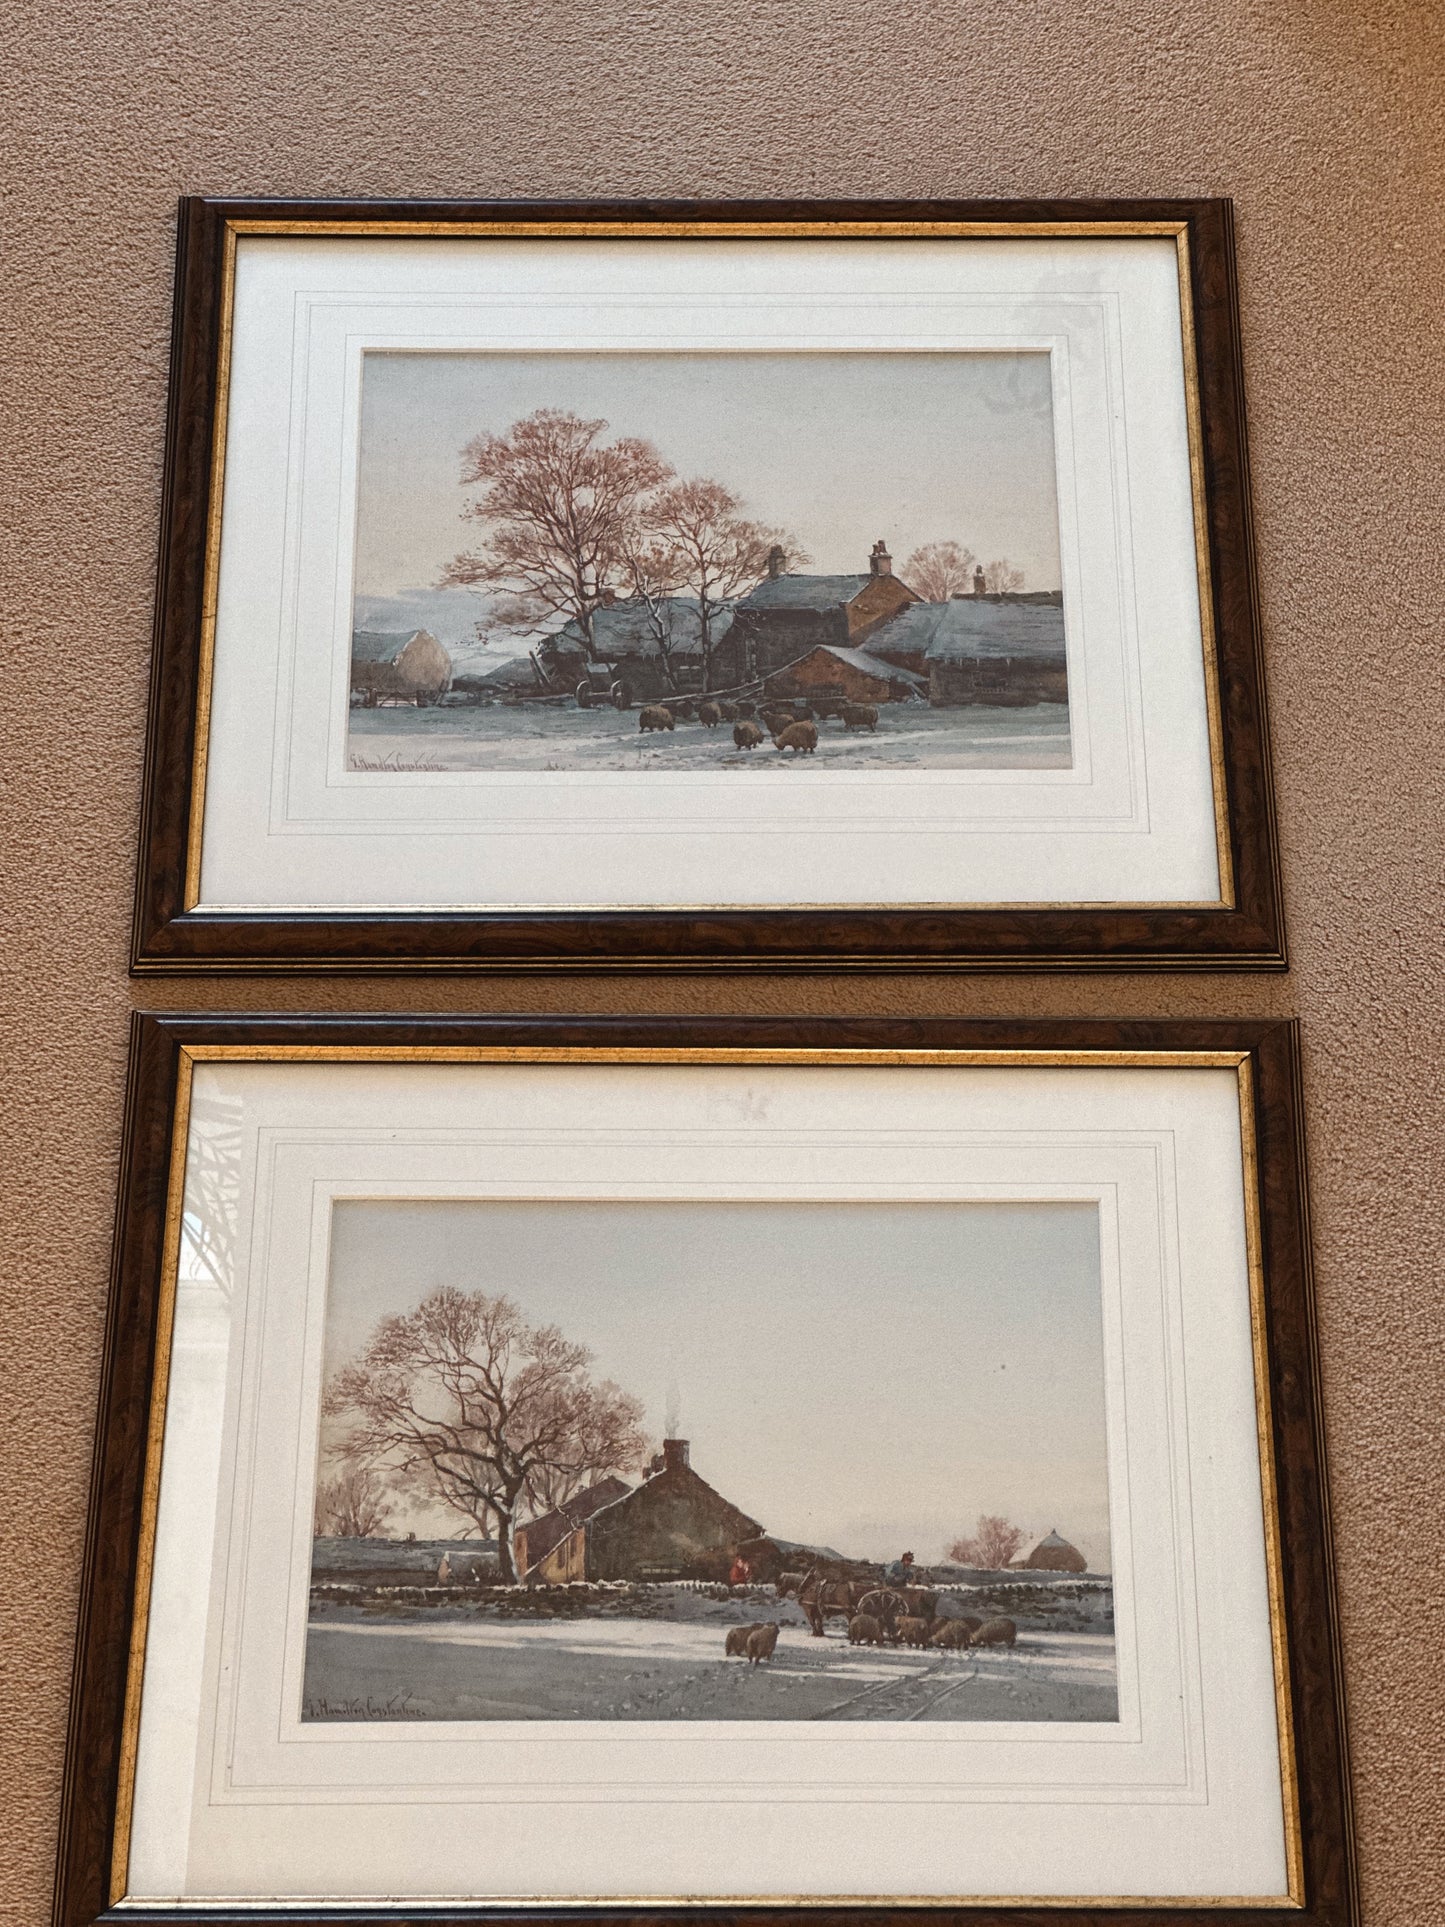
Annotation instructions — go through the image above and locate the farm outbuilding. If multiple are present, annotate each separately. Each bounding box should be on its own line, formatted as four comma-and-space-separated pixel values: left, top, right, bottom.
513, 1477, 635, 1583
865, 593, 1068, 708
761, 643, 926, 707
515, 1440, 762, 1583
1018, 1528, 1089, 1573
725, 541, 922, 683
728, 1535, 852, 1584
349, 628, 453, 705
540, 597, 735, 700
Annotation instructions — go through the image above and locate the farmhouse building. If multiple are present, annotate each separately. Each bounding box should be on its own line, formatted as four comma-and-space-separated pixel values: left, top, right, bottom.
350, 628, 453, 705
724, 540, 922, 685
514, 1440, 762, 1583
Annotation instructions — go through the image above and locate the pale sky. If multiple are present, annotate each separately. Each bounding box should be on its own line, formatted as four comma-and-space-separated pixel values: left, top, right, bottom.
352, 351, 1063, 598
319, 1199, 1111, 1570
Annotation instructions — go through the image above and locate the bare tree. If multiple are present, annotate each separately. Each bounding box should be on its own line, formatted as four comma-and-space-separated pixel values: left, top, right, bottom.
314, 1465, 392, 1540
442, 409, 673, 659
324, 1287, 648, 1581
903, 539, 978, 601
982, 559, 1026, 594
619, 530, 692, 692
642, 479, 806, 691
947, 1513, 1027, 1570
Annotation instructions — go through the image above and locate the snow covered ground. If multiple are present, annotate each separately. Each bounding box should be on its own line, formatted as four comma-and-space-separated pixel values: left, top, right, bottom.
302, 1599, 1116, 1724
345, 702, 1072, 774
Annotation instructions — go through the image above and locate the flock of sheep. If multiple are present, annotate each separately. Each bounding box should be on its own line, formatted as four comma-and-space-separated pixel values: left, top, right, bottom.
637, 695, 882, 755
848, 1611, 1017, 1650
723, 1612, 1017, 1664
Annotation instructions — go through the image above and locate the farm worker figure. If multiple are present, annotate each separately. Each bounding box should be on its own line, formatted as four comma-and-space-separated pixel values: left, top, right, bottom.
729, 1553, 753, 1588
884, 1551, 917, 1588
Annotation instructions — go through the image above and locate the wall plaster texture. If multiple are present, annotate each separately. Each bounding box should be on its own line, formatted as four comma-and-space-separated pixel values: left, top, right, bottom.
1, 2, 1442, 1919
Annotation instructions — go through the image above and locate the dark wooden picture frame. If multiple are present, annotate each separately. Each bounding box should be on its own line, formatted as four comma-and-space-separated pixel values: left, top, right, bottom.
59, 1013, 1352, 1925
131, 196, 1284, 974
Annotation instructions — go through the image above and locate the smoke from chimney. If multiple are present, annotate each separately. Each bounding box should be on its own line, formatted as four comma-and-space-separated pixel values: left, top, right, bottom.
664, 1380, 682, 1441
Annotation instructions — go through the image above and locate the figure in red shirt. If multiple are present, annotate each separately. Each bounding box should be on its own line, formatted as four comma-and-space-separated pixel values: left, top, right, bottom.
728, 1553, 753, 1588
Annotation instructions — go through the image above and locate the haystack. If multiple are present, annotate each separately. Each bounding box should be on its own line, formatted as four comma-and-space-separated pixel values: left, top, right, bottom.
1019, 1528, 1087, 1573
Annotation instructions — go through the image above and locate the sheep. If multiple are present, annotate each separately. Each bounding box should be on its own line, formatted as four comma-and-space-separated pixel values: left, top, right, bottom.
789, 703, 816, 722
896, 1615, 933, 1649
848, 1612, 885, 1646
733, 720, 764, 751
970, 1616, 1017, 1648
638, 705, 675, 733
733, 700, 756, 720
774, 721, 819, 755
841, 703, 879, 732
746, 1622, 781, 1664
716, 700, 737, 722
698, 701, 722, 728
672, 698, 697, 722
929, 1616, 981, 1649
725, 1621, 765, 1658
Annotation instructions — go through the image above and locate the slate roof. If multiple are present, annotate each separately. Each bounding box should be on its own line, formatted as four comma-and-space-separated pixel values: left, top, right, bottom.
736, 573, 874, 611
746, 1534, 849, 1563
877, 594, 1067, 664
588, 1458, 764, 1541
552, 597, 734, 659
777, 642, 927, 690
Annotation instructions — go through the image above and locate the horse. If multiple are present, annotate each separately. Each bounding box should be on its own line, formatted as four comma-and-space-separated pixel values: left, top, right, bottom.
778, 1566, 870, 1637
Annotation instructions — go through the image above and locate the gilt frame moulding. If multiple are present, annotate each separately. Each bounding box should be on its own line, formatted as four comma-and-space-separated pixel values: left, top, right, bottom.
130, 196, 1284, 973
56, 1014, 1355, 1926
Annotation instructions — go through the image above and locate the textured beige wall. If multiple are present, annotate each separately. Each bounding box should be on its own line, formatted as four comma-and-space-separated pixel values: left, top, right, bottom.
2, 1, 1443, 1919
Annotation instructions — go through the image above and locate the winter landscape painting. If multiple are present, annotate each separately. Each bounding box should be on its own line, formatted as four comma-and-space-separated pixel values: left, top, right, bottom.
304, 1199, 1116, 1724
347, 353, 1070, 773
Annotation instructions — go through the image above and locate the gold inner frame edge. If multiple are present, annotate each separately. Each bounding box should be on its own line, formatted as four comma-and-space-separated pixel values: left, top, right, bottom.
180, 218, 1235, 921
111, 1044, 1300, 1911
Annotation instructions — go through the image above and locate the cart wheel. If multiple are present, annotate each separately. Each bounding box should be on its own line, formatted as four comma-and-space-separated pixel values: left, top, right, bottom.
575, 680, 593, 709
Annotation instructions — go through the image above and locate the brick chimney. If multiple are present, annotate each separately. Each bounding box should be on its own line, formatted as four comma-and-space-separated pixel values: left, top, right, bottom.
869, 539, 892, 577
662, 1437, 690, 1474
973, 565, 986, 596
766, 545, 787, 579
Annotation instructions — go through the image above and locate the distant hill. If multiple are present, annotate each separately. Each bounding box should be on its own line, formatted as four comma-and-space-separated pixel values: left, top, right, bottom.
312, 1536, 499, 1582
351, 587, 556, 672
352, 587, 491, 648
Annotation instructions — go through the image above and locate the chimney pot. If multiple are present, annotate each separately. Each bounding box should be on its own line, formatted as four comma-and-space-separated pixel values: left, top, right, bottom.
869, 540, 892, 577
662, 1437, 690, 1473
766, 545, 787, 579
973, 565, 987, 595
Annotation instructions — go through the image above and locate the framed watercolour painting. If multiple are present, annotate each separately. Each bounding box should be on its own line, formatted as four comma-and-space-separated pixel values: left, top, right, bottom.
58, 1014, 1355, 1922
131, 197, 1283, 972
